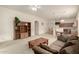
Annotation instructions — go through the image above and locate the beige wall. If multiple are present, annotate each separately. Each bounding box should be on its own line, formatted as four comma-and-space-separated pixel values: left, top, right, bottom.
77, 12, 79, 36
0, 7, 48, 42
78, 19, 79, 36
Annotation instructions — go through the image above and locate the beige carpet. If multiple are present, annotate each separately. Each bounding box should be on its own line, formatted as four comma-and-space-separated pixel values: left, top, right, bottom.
0, 34, 57, 54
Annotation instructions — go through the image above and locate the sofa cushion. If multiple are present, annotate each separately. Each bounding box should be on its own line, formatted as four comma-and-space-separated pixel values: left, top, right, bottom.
52, 40, 65, 47
60, 45, 79, 54
40, 44, 58, 54
32, 46, 52, 54
49, 40, 65, 52
50, 44, 62, 52
61, 42, 75, 49
68, 40, 79, 45
57, 35, 68, 42
69, 35, 78, 40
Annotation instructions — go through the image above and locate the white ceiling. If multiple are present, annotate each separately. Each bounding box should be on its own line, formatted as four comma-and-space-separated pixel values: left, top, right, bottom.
0, 5, 79, 20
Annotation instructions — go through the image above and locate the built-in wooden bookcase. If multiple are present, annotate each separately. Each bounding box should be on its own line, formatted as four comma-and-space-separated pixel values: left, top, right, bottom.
14, 22, 31, 39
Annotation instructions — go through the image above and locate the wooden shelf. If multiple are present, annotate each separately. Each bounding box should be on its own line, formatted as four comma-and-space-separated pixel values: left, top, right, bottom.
14, 22, 31, 39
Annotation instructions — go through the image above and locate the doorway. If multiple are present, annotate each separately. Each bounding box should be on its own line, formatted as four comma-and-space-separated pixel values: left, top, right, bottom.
35, 21, 39, 35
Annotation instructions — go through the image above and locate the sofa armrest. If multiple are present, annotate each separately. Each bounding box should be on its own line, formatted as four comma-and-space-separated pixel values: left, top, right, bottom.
32, 46, 52, 54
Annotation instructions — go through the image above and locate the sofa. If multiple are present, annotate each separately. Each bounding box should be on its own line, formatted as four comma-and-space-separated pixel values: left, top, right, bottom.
32, 35, 79, 54
32, 40, 79, 54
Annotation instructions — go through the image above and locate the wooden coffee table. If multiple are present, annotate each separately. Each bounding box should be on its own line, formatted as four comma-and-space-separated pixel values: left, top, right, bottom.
28, 38, 48, 48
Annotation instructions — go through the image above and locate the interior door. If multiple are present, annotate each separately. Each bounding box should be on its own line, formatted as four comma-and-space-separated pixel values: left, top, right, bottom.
35, 21, 39, 35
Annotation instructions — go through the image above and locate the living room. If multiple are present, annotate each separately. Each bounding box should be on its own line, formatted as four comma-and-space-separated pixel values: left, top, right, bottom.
0, 5, 79, 54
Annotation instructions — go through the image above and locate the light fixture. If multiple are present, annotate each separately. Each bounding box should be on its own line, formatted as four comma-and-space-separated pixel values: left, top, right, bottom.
60, 19, 64, 23
30, 5, 41, 11
31, 7, 37, 11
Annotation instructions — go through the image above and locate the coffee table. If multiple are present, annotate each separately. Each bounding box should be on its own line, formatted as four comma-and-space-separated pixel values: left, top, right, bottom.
28, 38, 48, 48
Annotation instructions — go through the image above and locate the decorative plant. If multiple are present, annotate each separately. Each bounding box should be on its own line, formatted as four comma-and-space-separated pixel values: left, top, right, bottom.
15, 17, 20, 26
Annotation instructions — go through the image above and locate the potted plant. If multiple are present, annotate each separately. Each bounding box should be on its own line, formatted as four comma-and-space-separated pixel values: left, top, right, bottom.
15, 17, 20, 26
